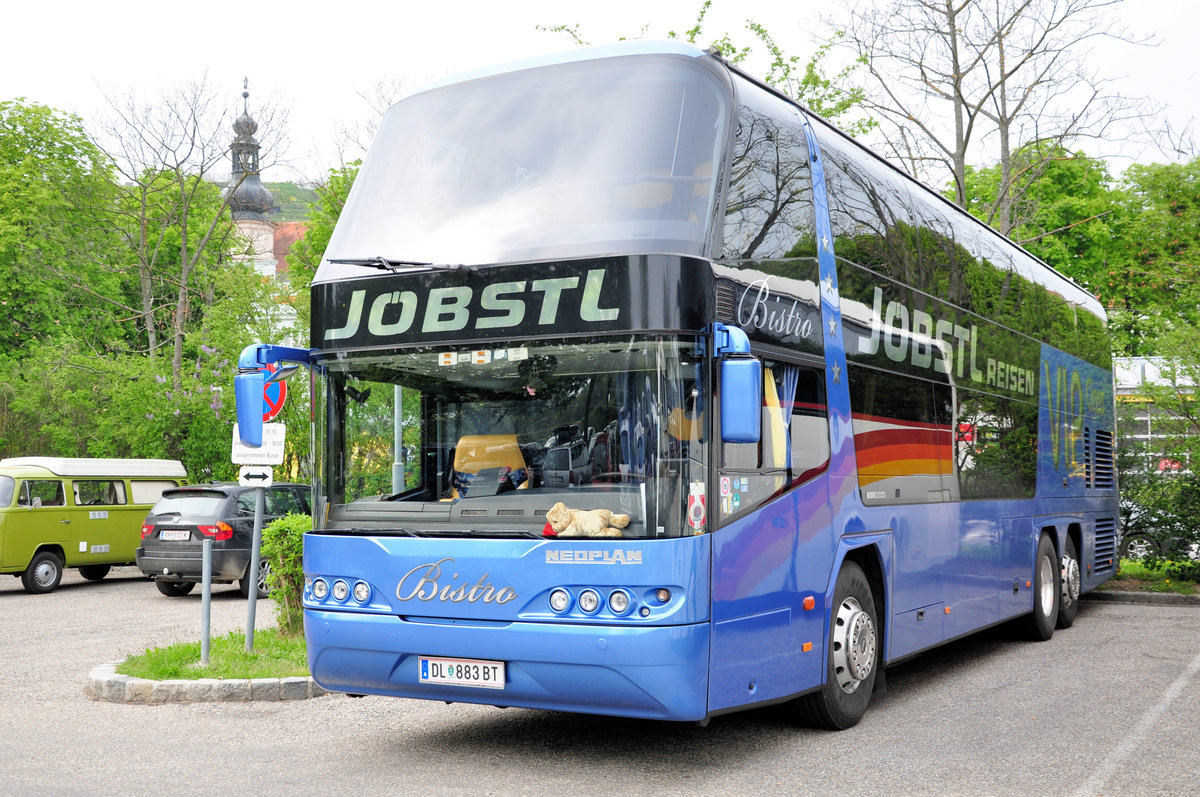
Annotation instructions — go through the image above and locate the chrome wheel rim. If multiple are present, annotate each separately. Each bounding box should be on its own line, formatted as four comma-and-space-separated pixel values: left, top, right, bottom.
832, 596, 876, 694
33, 560, 56, 588
1037, 554, 1056, 617
1061, 554, 1081, 608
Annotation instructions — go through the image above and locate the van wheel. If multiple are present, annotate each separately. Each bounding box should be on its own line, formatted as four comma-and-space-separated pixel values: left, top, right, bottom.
22, 551, 64, 594
240, 559, 272, 598
156, 580, 195, 597
794, 562, 878, 730
79, 564, 111, 581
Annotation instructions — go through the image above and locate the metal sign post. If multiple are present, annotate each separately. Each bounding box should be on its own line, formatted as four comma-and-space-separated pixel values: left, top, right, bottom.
245, 483, 266, 653
231, 423, 285, 654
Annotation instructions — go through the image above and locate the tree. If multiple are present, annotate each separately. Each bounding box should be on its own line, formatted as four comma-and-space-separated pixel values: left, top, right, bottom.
90, 78, 289, 388
834, 0, 1153, 234
0, 100, 126, 353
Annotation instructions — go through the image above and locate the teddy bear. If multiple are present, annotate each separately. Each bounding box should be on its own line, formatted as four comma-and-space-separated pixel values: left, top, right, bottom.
544, 501, 631, 538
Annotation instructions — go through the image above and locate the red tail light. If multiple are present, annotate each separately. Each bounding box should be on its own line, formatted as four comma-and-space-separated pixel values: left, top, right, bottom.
198, 522, 234, 541
141, 524, 154, 540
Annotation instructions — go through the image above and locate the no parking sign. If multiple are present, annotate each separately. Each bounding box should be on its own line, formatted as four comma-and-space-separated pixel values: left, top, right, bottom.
260, 364, 287, 422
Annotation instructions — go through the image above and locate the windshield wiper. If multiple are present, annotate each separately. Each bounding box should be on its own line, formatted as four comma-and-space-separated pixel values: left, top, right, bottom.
434, 529, 544, 539
326, 257, 478, 274
327, 256, 433, 270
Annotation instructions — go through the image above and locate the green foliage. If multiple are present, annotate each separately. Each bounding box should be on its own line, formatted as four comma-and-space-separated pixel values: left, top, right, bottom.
0, 99, 125, 352
264, 181, 318, 222
262, 513, 312, 636
115, 628, 308, 680
286, 161, 360, 299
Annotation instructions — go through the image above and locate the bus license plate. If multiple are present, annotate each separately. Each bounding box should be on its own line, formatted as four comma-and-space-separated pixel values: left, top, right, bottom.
418, 656, 505, 689
158, 529, 191, 541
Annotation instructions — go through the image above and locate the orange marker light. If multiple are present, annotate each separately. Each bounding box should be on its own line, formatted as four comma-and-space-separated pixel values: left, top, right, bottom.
944, 606, 951, 614
1026, 581, 1032, 588
803, 596, 815, 610
802, 642, 813, 652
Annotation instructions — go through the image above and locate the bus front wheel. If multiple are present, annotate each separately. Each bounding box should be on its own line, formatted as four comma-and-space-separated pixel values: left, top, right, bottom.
795, 561, 878, 730
1026, 534, 1060, 641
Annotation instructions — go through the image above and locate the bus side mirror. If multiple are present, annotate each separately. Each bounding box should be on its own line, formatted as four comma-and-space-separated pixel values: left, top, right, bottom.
234, 370, 266, 447
720, 358, 761, 444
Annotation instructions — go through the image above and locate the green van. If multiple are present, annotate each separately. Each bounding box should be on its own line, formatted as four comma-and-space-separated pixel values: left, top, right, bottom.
0, 457, 188, 594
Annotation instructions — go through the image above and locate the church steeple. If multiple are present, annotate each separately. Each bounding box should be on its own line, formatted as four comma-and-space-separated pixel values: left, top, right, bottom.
225, 78, 274, 221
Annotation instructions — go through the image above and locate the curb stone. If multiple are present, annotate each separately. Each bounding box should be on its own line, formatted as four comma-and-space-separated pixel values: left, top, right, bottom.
87, 661, 329, 704
1082, 589, 1200, 606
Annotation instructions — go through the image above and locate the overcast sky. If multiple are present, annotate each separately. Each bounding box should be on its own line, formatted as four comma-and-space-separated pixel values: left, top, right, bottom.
3, 0, 1196, 184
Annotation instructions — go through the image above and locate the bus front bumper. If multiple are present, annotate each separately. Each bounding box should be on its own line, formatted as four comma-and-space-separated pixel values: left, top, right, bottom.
305, 608, 711, 721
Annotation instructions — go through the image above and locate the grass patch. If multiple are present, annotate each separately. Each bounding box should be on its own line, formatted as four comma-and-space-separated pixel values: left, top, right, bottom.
1103, 558, 1200, 595
115, 628, 309, 681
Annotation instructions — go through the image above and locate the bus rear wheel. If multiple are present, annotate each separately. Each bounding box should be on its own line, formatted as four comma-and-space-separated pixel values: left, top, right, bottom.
1057, 537, 1081, 629
1026, 534, 1060, 641
795, 562, 878, 730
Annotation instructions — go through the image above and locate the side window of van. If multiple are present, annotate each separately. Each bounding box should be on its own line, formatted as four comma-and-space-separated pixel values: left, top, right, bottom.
73, 480, 128, 506
21, 480, 65, 508
130, 480, 183, 505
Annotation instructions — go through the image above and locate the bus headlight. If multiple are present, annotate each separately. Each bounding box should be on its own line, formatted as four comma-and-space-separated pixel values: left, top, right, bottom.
578, 589, 600, 614
332, 579, 349, 601
312, 579, 329, 600
608, 590, 630, 614
353, 581, 371, 603
549, 589, 571, 613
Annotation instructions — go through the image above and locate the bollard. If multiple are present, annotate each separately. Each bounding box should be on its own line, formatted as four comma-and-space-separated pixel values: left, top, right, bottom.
201, 537, 213, 665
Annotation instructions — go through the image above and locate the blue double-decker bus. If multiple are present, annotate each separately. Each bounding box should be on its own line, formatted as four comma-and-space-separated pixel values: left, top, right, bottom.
236, 41, 1117, 729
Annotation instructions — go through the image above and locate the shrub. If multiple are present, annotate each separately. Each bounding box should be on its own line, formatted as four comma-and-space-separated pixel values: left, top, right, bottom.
261, 513, 311, 635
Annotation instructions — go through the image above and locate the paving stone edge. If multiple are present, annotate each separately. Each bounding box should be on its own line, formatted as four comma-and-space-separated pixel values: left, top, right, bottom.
1082, 589, 1200, 606
88, 661, 329, 704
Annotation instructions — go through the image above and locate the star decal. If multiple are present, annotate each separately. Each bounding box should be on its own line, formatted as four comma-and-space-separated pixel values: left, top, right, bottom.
821, 234, 832, 252
831, 362, 842, 383
827, 317, 839, 337
822, 274, 834, 295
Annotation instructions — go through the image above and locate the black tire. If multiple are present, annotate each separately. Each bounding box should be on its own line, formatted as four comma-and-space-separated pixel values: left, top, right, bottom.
794, 562, 879, 730
78, 564, 111, 581
156, 580, 196, 597
21, 551, 64, 594
1026, 534, 1060, 641
1119, 533, 1160, 561
239, 558, 271, 599
1057, 537, 1081, 629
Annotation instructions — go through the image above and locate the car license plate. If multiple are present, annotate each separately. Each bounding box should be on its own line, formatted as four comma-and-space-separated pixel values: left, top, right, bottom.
158, 529, 191, 541
418, 656, 505, 689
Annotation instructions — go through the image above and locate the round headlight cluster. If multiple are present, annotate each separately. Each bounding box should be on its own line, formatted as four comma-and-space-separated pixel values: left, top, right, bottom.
309, 577, 372, 605
547, 587, 642, 616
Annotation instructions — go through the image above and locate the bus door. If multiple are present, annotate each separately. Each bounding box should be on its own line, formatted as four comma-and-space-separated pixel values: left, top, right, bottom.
709, 360, 833, 711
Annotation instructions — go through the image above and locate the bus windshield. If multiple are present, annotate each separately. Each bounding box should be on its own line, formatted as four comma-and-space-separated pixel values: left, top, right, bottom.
319, 54, 729, 275
315, 336, 708, 539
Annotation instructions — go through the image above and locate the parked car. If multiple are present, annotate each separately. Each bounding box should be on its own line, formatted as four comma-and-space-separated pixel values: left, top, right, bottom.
136, 482, 310, 597
1119, 501, 1199, 561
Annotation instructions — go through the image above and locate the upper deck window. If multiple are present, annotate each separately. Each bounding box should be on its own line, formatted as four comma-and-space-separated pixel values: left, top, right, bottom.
319, 55, 730, 279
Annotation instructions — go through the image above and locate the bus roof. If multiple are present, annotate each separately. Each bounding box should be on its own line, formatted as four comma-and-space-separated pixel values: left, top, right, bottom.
0, 458, 188, 479
402, 40, 709, 103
